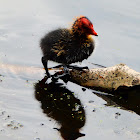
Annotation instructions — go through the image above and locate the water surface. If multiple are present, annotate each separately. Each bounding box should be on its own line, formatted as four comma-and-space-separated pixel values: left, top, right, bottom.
0, 0, 140, 140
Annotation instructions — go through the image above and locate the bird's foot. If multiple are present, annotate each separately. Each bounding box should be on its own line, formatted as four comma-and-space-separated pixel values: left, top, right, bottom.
63, 65, 70, 74
67, 65, 89, 71
51, 70, 70, 83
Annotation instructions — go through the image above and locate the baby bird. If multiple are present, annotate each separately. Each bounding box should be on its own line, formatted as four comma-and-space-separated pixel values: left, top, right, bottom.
40, 16, 98, 77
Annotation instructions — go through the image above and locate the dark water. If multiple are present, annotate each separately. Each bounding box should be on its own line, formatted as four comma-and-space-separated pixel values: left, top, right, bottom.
0, 0, 140, 140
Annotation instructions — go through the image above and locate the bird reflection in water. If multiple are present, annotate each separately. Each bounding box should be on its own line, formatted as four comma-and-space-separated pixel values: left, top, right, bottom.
34, 76, 85, 140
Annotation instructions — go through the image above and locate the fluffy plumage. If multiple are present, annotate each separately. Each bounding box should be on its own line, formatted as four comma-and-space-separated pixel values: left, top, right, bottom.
40, 16, 98, 77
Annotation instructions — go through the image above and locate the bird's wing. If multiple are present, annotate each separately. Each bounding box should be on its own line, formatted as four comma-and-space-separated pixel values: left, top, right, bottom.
51, 41, 66, 57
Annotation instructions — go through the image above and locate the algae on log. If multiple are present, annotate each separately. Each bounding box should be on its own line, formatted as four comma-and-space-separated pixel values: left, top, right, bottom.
70, 63, 140, 91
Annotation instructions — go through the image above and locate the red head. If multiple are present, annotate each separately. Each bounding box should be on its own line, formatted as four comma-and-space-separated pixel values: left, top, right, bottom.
72, 16, 98, 36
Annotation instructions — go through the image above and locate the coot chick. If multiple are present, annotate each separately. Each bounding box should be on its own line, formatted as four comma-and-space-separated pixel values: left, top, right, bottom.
40, 16, 98, 78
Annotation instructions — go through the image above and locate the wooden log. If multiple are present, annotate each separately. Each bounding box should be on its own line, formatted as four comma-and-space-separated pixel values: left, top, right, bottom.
69, 63, 140, 91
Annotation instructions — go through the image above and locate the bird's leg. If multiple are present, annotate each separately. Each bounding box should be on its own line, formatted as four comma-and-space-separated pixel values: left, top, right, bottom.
52, 65, 69, 78
51, 64, 70, 82
41, 57, 51, 78
49, 64, 88, 71
49, 64, 63, 69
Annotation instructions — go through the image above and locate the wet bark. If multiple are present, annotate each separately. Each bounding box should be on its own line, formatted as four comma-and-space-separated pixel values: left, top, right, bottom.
69, 63, 140, 91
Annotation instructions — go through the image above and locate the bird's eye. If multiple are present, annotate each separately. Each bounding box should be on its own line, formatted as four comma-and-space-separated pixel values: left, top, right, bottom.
83, 26, 89, 30
89, 23, 93, 27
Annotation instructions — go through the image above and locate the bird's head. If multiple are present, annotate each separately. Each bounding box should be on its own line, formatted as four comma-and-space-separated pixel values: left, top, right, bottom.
72, 16, 98, 36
